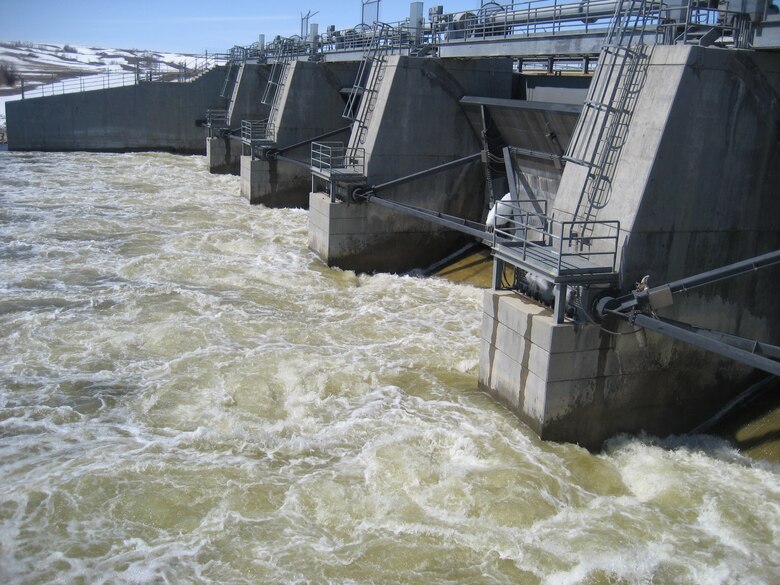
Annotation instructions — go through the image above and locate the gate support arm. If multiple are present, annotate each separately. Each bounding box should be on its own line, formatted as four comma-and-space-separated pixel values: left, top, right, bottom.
605, 311, 780, 377
359, 152, 482, 196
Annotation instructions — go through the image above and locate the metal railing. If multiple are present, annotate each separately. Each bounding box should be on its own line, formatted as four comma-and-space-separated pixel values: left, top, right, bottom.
19, 72, 138, 99
311, 142, 366, 176
315, 0, 667, 55
343, 22, 394, 121
564, 0, 652, 240
220, 50, 241, 98
19, 52, 228, 100
241, 119, 274, 144
426, 0, 752, 48
656, 0, 755, 48
206, 109, 228, 127
493, 201, 620, 275
15, 1, 762, 103
281, 0, 758, 60
260, 38, 304, 142
431, 0, 639, 43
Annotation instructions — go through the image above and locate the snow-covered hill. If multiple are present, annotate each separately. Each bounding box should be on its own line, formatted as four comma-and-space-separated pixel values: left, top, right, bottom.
0, 41, 213, 139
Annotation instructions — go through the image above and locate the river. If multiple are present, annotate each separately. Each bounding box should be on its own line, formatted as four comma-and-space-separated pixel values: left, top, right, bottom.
1, 151, 777, 584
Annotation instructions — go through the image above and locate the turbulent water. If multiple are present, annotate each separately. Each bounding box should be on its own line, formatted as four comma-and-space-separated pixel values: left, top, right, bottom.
0, 151, 778, 585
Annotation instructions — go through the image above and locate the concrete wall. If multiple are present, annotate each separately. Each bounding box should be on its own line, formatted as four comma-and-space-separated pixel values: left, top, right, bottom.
8, 68, 226, 153
240, 60, 358, 207
273, 61, 356, 155
520, 74, 591, 105
479, 45, 780, 449
479, 290, 769, 451
309, 159, 481, 274
310, 56, 514, 273
227, 63, 269, 126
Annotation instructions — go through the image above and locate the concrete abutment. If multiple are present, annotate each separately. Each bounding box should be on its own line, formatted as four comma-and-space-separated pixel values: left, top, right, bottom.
309, 191, 476, 273
242, 156, 312, 207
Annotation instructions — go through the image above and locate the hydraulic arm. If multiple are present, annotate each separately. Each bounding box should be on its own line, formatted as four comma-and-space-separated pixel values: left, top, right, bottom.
596, 250, 780, 376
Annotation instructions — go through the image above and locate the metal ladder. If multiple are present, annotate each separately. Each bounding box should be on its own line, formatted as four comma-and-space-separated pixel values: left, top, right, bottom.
225, 63, 246, 123
220, 46, 244, 99
343, 23, 393, 154
261, 39, 299, 140
564, 0, 653, 240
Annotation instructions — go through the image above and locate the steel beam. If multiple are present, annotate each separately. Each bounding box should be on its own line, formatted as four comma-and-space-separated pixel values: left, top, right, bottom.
607, 249, 780, 314
276, 124, 353, 155
368, 153, 482, 194
364, 195, 489, 241
658, 249, 780, 297
609, 311, 780, 377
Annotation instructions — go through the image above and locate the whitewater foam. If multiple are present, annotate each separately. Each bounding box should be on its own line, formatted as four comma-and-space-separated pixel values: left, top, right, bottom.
0, 151, 778, 585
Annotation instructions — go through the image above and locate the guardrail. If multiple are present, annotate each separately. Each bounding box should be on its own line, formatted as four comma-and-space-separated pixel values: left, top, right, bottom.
315, 0, 641, 56
241, 119, 274, 143
656, 3, 755, 48
311, 142, 365, 176
19, 52, 229, 100
277, 0, 757, 60
312, 141, 347, 172
206, 109, 228, 127
493, 201, 620, 276
20, 72, 138, 99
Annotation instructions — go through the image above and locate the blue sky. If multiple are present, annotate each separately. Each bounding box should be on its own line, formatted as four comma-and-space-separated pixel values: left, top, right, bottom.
1, 0, 478, 54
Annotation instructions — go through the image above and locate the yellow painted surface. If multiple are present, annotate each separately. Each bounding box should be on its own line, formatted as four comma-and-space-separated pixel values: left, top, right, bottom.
716, 389, 780, 463
434, 247, 494, 288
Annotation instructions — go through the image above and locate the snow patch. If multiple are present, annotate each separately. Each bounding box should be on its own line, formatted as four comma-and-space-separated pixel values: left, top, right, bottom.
0, 41, 208, 128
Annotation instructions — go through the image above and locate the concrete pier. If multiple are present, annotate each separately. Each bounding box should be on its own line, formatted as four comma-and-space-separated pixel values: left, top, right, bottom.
206, 135, 241, 175
241, 61, 358, 207
309, 56, 513, 272
207, 63, 269, 174
242, 155, 316, 208
479, 45, 780, 450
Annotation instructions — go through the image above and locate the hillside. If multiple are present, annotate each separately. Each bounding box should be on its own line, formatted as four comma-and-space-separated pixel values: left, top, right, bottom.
0, 41, 204, 139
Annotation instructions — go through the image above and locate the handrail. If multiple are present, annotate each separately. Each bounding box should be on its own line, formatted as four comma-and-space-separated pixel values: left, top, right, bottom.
206, 109, 229, 137
207, 109, 228, 126
310, 0, 755, 56
241, 119, 274, 144
20, 72, 138, 99
19, 52, 229, 100
493, 202, 620, 274
311, 141, 365, 176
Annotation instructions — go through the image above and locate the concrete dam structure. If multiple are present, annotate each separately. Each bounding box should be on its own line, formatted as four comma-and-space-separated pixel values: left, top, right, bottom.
7, 66, 227, 154
7, 0, 780, 450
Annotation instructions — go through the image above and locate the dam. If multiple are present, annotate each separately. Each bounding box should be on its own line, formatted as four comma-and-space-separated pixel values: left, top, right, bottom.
6, 0, 780, 451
